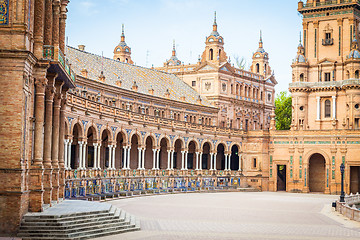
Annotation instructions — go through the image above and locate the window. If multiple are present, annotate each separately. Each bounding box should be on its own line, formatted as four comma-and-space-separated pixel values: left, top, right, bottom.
355, 70, 359, 79
209, 49, 213, 60
268, 93, 271, 102
325, 100, 331, 118
300, 73, 304, 82
192, 81, 196, 87
355, 118, 360, 129
324, 72, 331, 82
253, 158, 257, 168
256, 63, 260, 73
325, 32, 331, 40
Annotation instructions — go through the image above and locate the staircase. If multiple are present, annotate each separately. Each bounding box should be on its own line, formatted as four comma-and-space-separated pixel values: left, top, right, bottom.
17, 200, 140, 239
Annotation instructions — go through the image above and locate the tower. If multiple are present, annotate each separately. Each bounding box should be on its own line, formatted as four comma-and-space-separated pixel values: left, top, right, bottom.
164, 40, 182, 66
200, 12, 228, 64
113, 24, 133, 64
291, 1, 360, 130
251, 31, 271, 77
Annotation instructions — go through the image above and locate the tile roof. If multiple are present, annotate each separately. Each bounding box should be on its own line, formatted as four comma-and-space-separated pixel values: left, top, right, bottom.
66, 46, 213, 107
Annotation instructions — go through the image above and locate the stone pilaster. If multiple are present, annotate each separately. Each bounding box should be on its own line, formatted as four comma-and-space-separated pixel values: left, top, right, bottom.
44, 0, 53, 45
51, 80, 64, 202
59, 0, 69, 53
33, 0, 46, 59
29, 71, 48, 212
58, 88, 67, 199
43, 74, 56, 205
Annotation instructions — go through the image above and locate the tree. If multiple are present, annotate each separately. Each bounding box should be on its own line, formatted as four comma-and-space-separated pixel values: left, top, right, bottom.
275, 91, 292, 130
233, 55, 248, 70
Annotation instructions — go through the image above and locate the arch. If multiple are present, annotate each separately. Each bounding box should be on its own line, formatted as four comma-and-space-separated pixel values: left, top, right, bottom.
172, 137, 185, 149
216, 143, 226, 170
70, 123, 83, 169
69, 120, 84, 139
64, 119, 70, 137
219, 49, 221, 59
158, 135, 171, 148
300, 73, 304, 82
143, 133, 156, 147
230, 145, 240, 171
215, 141, 228, 152
308, 153, 326, 193
355, 70, 359, 79
114, 129, 128, 145
202, 142, 211, 170
210, 48, 214, 60
130, 133, 141, 169
256, 63, 260, 73
84, 124, 98, 141
229, 142, 242, 153
159, 137, 170, 169
115, 131, 125, 169
85, 125, 97, 168
144, 136, 154, 169
174, 139, 183, 169
99, 126, 114, 143
201, 140, 214, 152
129, 132, 142, 146
100, 128, 111, 169
346, 70, 350, 79
187, 140, 197, 169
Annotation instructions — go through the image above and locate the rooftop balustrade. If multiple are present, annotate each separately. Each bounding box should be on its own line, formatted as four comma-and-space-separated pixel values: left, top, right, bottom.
289, 79, 360, 89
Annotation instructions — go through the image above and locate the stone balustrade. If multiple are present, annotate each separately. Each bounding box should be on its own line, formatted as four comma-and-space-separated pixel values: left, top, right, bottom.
336, 193, 360, 222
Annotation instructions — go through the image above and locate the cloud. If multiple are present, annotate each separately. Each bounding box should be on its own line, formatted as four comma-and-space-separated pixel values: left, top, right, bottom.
78, 1, 99, 15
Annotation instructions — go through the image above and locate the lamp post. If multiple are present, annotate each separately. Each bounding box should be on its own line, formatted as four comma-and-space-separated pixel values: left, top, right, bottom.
340, 163, 345, 203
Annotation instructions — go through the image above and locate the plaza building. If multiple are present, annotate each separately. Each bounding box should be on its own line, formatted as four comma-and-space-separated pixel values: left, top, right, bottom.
1, 0, 360, 236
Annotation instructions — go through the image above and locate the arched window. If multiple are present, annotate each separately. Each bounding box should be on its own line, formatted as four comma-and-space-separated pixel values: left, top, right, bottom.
325, 100, 331, 118
300, 73, 304, 82
209, 49, 213, 60
346, 71, 350, 79
355, 70, 359, 79
219, 49, 221, 59
256, 63, 260, 73
264, 64, 267, 75
126, 58, 128, 63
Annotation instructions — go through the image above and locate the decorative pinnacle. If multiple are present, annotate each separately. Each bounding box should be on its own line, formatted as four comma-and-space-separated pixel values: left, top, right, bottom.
260, 30, 263, 43
213, 11, 218, 32
172, 40, 176, 56
214, 11, 217, 25
259, 30, 263, 48
299, 31, 302, 44
121, 24, 125, 42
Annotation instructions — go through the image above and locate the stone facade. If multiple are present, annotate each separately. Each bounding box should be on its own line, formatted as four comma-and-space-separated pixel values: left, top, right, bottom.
1, 0, 360, 236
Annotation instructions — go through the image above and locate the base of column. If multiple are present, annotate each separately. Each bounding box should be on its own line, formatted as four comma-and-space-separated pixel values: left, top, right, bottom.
43, 168, 53, 204
51, 168, 60, 202
29, 166, 45, 212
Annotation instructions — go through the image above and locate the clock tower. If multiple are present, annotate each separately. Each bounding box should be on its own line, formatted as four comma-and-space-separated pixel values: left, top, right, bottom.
113, 24, 134, 64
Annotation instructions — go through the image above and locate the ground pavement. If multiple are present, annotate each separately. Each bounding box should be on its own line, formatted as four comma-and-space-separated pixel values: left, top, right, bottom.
93, 192, 360, 240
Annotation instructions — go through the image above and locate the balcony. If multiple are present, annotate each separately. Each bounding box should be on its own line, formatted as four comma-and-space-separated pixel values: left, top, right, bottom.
289, 79, 360, 89
43, 45, 76, 88
322, 38, 334, 46
301, 0, 359, 10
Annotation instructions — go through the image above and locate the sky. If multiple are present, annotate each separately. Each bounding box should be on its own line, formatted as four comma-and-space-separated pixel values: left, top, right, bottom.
66, 0, 303, 93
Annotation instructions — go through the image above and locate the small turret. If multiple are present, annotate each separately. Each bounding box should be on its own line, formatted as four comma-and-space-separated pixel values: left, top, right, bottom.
113, 24, 134, 64
251, 31, 271, 77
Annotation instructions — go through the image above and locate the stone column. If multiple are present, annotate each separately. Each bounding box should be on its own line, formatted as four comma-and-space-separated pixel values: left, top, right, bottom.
78, 141, 84, 170
108, 145, 113, 170
52, 0, 60, 47
123, 147, 127, 170
214, 153, 217, 170
82, 142, 87, 169
93, 143, 98, 169
170, 150, 174, 170
152, 149, 157, 170
127, 146, 131, 169
29, 76, 48, 212
137, 148, 142, 169
58, 89, 67, 199
185, 151, 188, 170
224, 154, 228, 171
63, 139, 68, 170
33, 0, 46, 58
210, 153, 214, 170
97, 144, 102, 169
67, 140, 72, 169
51, 81, 63, 202
59, 0, 69, 53
43, 76, 56, 205
156, 149, 160, 170
238, 154, 242, 171
316, 96, 321, 120
112, 145, 116, 169
199, 152, 203, 170
181, 151, 185, 170
195, 152, 199, 170
332, 96, 337, 119
141, 148, 145, 169
167, 150, 171, 170
44, 0, 53, 45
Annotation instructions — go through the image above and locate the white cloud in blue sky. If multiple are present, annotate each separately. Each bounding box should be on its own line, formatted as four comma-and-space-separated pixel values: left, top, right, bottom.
66, 0, 303, 93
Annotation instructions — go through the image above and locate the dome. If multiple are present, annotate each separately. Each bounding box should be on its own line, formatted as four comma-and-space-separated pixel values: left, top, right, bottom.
348, 49, 360, 59
294, 54, 306, 63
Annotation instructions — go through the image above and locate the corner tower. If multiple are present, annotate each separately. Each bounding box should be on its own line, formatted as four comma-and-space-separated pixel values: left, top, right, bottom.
113, 24, 133, 64
290, 1, 360, 130
201, 12, 228, 65
251, 31, 271, 77
164, 40, 182, 66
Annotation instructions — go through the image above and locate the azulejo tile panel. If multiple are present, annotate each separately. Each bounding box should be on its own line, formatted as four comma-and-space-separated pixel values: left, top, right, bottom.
0, 0, 9, 26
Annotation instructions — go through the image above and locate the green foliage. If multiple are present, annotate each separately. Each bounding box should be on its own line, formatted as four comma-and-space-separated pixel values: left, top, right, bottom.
233, 55, 248, 70
275, 91, 292, 130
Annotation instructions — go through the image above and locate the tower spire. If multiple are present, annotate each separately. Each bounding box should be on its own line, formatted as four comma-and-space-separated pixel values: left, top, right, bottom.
299, 31, 302, 44
259, 30, 263, 48
213, 11, 217, 32
172, 39, 176, 57
121, 24, 125, 42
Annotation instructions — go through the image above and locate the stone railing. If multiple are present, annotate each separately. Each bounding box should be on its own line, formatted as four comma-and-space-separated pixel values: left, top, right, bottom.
336, 193, 360, 222
303, 0, 357, 8
68, 94, 251, 136
289, 79, 360, 89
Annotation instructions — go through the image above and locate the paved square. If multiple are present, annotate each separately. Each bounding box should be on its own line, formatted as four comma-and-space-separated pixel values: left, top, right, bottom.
94, 192, 360, 240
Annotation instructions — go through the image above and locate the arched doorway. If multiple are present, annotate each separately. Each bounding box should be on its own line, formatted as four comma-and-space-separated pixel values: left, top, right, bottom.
202, 142, 211, 170
216, 144, 226, 170
309, 153, 326, 193
230, 145, 239, 170
174, 139, 183, 169
188, 141, 197, 169
70, 123, 82, 169
159, 138, 169, 169
115, 132, 125, 169
130, 134, 140, 170
100, 130, 111, 169
86, 126, 96, 168
144, 136, 154, 169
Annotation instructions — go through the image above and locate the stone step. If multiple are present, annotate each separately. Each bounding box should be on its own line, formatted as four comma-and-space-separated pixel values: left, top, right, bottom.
22, 211, 115, 223
23, 208, 110, 219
